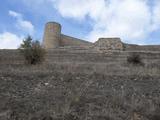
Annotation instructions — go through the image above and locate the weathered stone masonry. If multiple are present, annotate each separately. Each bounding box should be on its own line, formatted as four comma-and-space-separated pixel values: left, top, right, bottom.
42, 21, 160, 52
43, 22, 92, 49
42, 22, 124, 50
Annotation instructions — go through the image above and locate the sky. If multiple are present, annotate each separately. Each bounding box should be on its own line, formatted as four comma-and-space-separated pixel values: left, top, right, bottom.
0, 0, 160, 49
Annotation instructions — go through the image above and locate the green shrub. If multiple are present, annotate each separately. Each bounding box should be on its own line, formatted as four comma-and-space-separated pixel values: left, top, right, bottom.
127, 53, 143, 65
19, 36, 46, 65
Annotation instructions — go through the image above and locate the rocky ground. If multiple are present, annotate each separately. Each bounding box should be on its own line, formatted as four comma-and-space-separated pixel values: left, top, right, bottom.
0, 50, 160, 120
0, 63, 160, 120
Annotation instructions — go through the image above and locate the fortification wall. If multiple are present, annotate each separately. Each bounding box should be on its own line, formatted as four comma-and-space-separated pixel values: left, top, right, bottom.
124, 44, 160, 51
42, 21, 160, 52
1, 49, 160, 66
43, 22, 93, 49
0, 50, 24, 65
60, 34, 92, 47
93, 38, 124, 51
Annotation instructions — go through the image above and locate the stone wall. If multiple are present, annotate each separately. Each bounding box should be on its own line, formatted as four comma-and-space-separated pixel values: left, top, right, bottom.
124, 44, 160, 51
42, 21, 160, 52
43, 22, 92, 49
0, 50, 24, 65
60, 34, 92, 47
93, 38, 124, 51
1, 49, 160, 67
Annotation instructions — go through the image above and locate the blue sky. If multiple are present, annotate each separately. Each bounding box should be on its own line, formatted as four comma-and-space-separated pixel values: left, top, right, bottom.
0, 0, 160, 48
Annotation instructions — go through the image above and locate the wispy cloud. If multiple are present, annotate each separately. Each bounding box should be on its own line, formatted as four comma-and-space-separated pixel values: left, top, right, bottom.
0, 10, 34, 49
9, 10, 34, 35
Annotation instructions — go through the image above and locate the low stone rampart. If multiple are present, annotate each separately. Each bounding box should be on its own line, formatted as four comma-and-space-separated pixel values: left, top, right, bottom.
124, 44, 160, 51
93, 38, 124, 51
60, 34, 92, 47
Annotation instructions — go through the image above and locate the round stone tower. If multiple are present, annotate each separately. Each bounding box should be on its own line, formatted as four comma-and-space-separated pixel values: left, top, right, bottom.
43, 22, 61, 49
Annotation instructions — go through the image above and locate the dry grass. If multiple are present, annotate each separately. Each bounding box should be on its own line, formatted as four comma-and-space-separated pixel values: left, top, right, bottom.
0, 60, 160, 77
0, 51, 160, 120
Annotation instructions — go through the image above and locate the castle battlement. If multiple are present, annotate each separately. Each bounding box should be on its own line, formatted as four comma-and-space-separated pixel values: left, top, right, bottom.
42, 22, 124, 50
43, 22, 92, 49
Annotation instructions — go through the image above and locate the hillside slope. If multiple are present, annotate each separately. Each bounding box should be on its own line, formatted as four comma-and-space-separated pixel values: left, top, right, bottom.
0, 49, 160, 120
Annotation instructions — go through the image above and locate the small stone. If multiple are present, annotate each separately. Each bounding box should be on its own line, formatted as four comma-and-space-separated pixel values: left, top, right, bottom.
45, 83, 49, 86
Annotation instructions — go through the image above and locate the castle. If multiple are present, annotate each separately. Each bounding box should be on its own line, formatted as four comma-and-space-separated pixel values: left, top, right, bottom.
42, 22, 124, 51
43, 22, 92, 49
0, 22, 160, 120
42, 21, 160, 52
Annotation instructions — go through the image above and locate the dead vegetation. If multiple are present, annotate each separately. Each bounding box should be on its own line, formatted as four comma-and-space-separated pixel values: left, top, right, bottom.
0, 49, 160, 120
0, 61, 160, 120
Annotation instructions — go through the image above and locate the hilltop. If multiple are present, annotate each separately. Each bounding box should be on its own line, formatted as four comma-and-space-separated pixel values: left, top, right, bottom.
0, 21, 160, 120
0, 48, 160, 120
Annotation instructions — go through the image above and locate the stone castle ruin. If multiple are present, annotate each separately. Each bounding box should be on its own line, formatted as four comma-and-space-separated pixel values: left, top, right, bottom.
42, 22, 124, 51
43, 21, 160, 52
1, 22, 160, 120
43, 22, 92, 49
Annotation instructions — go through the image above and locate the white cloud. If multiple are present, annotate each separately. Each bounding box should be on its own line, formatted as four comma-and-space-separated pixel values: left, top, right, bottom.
53, 0, 104, 20
52, 0, 160, 44
9, 10, 21, 17
9, 10, 34, 34
0, 32, 23, 49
